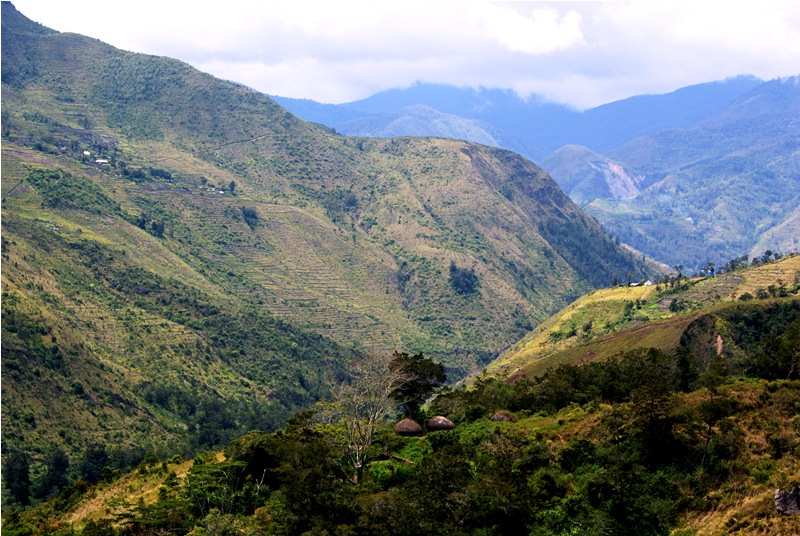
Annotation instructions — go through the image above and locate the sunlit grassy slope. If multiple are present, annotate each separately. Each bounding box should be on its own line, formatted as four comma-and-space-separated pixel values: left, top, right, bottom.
490, 254, 800, 380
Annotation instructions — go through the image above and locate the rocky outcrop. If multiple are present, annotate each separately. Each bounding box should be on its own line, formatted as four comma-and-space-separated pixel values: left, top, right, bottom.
775, 485, 800, 515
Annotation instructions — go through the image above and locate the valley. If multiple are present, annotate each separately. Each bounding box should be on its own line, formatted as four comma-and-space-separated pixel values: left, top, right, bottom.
1, 1, 650, 461
2, 3, 799, 535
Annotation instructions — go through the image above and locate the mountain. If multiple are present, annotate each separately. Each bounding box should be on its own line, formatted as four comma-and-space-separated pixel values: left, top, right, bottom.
539, 145, 645, 205
275, 78, 795, 271
273, 77, 763, 161
0, 1, 654, 462
584, 75, 800, 271
273, 84, 572, 159
333, 104, 500, 146
272, 72, 798, 272
275, 78, 798, 273
552, 75, 763, 154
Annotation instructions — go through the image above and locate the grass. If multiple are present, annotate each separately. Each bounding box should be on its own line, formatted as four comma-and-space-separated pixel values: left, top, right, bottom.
489, 255, 800, 381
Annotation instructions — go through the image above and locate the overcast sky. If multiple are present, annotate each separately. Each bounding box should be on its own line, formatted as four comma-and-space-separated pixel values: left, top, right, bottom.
11, 1, 800, 109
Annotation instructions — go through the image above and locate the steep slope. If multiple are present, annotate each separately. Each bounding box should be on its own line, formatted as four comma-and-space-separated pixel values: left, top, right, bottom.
540, 145, 645, 205
1, 1, 654, 462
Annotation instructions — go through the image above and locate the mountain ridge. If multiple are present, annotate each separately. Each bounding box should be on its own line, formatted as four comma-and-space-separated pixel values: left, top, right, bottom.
592, 74, 800, 270
272, 76, 763, 160
270, 75, 799, 272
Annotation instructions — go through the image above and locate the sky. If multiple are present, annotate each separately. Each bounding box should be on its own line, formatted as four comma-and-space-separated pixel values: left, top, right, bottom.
10, 1, 800, 109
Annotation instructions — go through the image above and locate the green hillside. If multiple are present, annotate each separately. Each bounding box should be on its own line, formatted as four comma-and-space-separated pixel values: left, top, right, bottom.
1, 0, 654, 467
7, 288, 800, 535
490, 253, 800, 380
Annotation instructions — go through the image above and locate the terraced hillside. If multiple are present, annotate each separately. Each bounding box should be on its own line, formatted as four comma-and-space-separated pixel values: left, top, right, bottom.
1, 2, 655, 461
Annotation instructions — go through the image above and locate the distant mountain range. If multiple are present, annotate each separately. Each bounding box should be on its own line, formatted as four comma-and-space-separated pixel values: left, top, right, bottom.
273, 75, 799, 271
272, 76, 763, 161
595, 76, 800, 269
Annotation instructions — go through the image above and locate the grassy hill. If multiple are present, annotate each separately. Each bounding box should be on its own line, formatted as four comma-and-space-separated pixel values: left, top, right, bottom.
489, 253, 800, 380
1, 0, 655, 468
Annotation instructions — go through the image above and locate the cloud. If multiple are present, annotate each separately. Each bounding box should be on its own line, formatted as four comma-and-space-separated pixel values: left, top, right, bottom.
475, 4, 585, 55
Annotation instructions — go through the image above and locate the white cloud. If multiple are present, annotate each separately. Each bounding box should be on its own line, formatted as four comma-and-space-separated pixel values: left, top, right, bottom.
474, 4, 585, 55
581, 2, 800, 98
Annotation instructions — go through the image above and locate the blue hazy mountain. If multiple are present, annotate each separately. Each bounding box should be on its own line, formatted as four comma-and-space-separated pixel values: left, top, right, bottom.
271, 76, 797, 271
588, 75, 800, 270
272, 76, 762, 160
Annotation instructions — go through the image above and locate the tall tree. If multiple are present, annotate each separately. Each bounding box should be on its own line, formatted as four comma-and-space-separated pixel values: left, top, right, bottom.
389, 352, 446, 419
320, 353, 408, 483
32, 447, 70, 499
3, 450, 31, 505
674, 264, 684, 286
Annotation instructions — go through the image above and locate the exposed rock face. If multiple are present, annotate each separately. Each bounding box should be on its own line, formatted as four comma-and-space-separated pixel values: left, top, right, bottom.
775, 485, 800, 515
590, 160, 643, 200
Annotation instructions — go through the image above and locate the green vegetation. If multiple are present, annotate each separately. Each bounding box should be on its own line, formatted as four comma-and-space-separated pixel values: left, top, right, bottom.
448, 261, 479, 295
1, 0, 654, 384
5, 4, 797, 534
491, 254, 800, 380
4, 244, 798, 534
5, 322, 799, 534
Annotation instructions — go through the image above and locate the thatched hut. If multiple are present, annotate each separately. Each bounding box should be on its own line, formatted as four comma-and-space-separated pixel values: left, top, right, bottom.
490, 410, 516, 422
395, 418, 424, 436
427, 416, 454, 431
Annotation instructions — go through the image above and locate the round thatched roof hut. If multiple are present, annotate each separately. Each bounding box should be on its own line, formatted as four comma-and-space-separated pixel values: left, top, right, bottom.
395, 418, 424, 436
490, 410, 516, 422
427, 416, 454, 431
